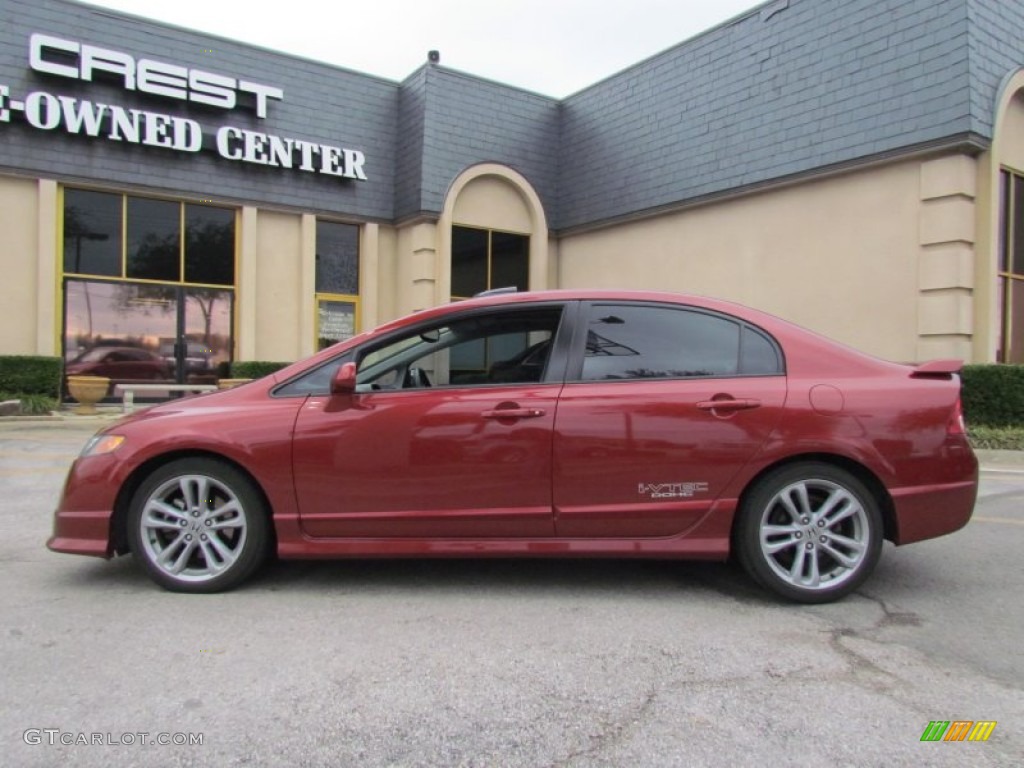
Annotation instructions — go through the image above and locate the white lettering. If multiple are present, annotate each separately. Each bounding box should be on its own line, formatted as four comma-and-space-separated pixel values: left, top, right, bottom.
189, 70, 235, 110
57, 95, 107, 136
344, 148, 367, 180
28, 33, 281, 117
109, 105, 142, 142
137, 59, 188, 100
243, 130, 268, 164
237, 81, 283, 119
142, 111, 173, 148
320, 144, 345, 176
81, 45, 135, 88
267, 135, 293, 167
29, 33, 78, 79
171, 116, 202, 151
24, 91, 61, 129
216, 125, 243, 159
295, 139, 317, 171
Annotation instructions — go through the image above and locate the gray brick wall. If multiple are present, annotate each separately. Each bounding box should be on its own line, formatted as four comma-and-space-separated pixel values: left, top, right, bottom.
0, 0, 398, 220
4, 0, 1024, 234
968, 0, 1024, 137
405, 67, 560, 221
395, 68, 428, 220
558, 0, 978, 230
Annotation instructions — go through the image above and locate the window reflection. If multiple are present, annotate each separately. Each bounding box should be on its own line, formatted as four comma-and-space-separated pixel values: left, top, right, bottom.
127, 197, 180, 281
63, 189, 121, 277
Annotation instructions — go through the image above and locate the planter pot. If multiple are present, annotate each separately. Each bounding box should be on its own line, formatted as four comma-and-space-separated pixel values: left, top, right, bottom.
66, 375, 110, 415
217, 378, 253, 390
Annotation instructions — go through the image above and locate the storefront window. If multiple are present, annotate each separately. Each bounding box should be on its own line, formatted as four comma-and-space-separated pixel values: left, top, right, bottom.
451, 226, 528, 300
999, 170, 1024, 363
61, 187, 237, 392
63, 189, 122, 277
64, 188, 235, 285
185, 205, 236, 286
127, 197, 180, 282
315, 220, 360, 350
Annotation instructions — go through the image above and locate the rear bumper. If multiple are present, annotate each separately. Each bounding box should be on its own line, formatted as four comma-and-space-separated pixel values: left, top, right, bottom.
890, 478, 978, 545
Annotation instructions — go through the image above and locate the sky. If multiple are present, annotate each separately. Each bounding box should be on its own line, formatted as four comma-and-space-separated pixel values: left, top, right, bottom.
79, 0, 764, 97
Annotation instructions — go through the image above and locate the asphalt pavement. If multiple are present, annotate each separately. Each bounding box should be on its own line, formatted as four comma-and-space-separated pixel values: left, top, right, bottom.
0, 415, 1022, 767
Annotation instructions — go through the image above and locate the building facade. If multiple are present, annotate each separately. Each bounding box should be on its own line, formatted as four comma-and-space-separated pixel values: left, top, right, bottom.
2, 0, 1024, 390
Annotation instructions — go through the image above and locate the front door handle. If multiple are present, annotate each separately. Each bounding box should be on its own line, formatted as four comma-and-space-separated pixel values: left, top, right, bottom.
696, 398, 761, 412
481, 407, 546, 420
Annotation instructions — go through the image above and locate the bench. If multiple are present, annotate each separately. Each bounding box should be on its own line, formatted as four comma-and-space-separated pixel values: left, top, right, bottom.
114, 383, 219, 413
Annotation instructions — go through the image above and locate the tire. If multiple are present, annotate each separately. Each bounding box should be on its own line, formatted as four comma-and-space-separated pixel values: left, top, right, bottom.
734, 462, 883, 604
127, 458, 269, 593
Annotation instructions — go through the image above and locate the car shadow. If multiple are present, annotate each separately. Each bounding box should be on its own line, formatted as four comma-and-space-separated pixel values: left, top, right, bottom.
52, 553, 766, 602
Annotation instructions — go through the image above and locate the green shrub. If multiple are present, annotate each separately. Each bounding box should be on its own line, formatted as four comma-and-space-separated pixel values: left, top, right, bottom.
961, 365, 1024, 427
0, 391, 59, 415
16, 394, 59, 415
230, 361, 291, 379
968, 425, 1024, 451
0, 356, 62, 397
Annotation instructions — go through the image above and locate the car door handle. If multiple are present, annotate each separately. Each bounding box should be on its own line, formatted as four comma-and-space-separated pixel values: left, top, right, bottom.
481, 407, 546, 420
696, 398, 761, 412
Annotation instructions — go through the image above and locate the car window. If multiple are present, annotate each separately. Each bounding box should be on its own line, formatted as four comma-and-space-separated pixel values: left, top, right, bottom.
579, 304, 781, 381
273, 354, 353, 397
356, 307, 563, 391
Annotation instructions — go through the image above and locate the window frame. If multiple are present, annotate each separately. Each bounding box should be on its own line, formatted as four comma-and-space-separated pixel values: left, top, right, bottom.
314, 218, 361, 351
61, 186, 238, 290
998, 168, 1024, 363
273, 301, 575, 398
450, 224, 530, 300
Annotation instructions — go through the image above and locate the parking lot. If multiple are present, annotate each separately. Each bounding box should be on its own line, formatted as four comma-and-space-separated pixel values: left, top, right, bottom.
1, 419, 1022, 767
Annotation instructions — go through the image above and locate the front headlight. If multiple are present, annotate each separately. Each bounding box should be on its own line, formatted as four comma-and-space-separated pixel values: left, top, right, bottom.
80, 434, 125, 457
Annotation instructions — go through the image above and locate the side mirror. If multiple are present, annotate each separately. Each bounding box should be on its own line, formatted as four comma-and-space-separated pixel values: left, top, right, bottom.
330, 361, 358, 395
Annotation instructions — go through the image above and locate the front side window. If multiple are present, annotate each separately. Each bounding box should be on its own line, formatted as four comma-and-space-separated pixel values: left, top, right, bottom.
999, 170, 1024, 363
579, 304, 782, 381
358, 308, 562, 391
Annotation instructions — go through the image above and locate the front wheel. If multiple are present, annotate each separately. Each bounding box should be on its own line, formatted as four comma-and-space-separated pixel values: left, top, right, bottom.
734, 463, 883, 603
127, 458, 269, 593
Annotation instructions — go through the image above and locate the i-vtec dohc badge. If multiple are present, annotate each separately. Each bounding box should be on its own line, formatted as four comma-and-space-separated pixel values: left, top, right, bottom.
638, 482, 710, 500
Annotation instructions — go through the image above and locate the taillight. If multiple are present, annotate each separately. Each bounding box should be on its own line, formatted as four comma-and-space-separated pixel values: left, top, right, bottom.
947, 397, 966, 436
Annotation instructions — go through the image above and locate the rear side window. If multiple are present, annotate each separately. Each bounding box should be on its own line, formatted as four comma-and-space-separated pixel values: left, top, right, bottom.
580, 304, 782, 381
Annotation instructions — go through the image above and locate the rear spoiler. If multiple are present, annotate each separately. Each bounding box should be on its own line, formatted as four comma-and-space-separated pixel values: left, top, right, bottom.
909, 359, 963, 379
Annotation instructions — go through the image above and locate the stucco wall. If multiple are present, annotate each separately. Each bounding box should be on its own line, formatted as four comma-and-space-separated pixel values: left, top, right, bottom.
0, 175, 42, 355
252, 211, 302, 362
557, 159, 927, 361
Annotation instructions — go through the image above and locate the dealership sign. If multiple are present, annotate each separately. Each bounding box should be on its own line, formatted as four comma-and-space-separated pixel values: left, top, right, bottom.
0, 34, 368, 181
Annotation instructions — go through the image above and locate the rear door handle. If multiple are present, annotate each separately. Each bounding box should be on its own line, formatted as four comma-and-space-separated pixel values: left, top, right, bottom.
482, 407, 546, 420
696, 398, 761, 412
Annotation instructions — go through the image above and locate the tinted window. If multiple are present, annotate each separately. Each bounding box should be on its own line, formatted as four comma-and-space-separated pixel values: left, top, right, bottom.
359, 308, 562, 390
63, 189, 122, 277
316, 220, 359, 294
580, 305, 744, 381
185, 205, 235, 286
740, 326, 783, 374
127, 197, 179, 281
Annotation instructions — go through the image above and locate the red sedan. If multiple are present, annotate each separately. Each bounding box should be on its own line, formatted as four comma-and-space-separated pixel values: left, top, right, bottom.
48, 290, 978, 602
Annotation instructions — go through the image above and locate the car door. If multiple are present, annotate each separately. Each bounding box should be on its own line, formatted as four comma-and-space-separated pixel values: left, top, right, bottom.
291, 304, 570, 539
553, 302, 787, 538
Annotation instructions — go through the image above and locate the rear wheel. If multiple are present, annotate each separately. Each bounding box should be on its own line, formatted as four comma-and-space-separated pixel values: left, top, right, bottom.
735, 463, 883, 603
127, 458, 269, 593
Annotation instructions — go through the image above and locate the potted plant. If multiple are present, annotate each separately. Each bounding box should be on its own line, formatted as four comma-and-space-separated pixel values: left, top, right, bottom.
66, 375, 110, 415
